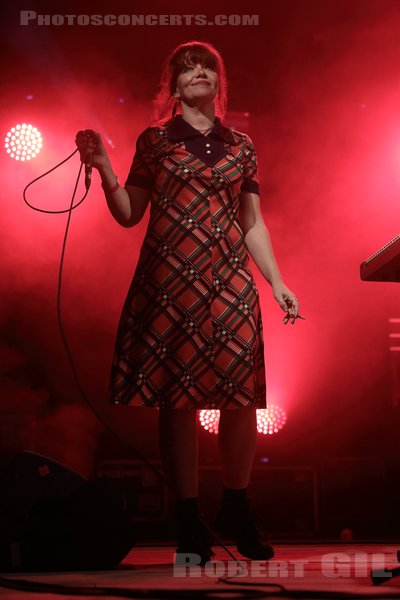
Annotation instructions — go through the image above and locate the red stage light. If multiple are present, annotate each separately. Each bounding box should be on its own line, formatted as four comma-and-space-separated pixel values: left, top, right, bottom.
4, 123, 42, 161
199, 405, 288, 435
199, 409, 220, 434
256, 405, 287, 435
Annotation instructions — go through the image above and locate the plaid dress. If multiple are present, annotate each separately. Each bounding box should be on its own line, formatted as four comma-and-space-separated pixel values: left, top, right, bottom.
109, 114, 267, 409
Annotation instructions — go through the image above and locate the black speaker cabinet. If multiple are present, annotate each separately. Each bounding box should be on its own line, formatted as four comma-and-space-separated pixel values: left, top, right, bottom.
96, 459, 172, 542
0, 452, 136, 571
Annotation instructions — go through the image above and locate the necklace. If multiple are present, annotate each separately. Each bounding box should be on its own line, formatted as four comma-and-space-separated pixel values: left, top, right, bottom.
179, 116, 215, 136
195, 124, 214, 135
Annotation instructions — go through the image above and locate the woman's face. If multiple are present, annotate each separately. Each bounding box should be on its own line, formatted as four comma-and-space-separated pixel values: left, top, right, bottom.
174, 61, 219, 107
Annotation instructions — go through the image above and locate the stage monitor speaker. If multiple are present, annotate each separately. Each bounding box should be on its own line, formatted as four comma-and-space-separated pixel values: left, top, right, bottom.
0, 451, 136, 572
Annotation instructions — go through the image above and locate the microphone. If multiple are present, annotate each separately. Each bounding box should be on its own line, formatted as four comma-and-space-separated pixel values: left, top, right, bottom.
84, 151, 93, 190
83, 130, 98, 190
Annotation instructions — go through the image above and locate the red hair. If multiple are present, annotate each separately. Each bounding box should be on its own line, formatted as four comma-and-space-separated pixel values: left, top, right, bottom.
151, 40, 228, 125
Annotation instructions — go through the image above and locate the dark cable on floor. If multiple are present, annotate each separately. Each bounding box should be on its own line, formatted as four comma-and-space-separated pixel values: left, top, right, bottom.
0, 576, 273, 599
1, 573, 400, 598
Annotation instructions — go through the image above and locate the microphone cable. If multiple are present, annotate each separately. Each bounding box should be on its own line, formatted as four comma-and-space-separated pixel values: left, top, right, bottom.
22, 147, 245, 570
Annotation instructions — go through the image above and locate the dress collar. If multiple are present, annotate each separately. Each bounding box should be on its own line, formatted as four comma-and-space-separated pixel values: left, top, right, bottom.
166, 114, 236, 144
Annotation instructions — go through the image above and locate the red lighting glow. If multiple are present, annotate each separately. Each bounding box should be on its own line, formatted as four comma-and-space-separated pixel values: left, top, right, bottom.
4, 123, 42, 161
199, 409, 220, 434
256, 405, 287, 435
199, 405, 288, 435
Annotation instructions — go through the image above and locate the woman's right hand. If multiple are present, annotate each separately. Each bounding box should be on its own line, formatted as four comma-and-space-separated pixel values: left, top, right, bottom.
75, 129, 111, 172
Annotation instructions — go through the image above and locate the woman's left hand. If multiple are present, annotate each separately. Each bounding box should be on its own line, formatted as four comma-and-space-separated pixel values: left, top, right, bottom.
272, 281, 304, 325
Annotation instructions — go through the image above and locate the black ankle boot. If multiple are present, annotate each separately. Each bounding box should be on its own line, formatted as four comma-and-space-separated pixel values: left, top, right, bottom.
173, 497, 214, 566
214, 492, 274, 560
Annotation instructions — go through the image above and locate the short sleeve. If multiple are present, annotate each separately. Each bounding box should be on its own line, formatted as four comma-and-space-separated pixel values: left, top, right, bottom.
125, 127, 157, 189
240, 135, 260, 195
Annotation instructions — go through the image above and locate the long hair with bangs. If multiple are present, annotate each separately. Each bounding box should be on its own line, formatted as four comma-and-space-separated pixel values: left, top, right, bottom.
151, 41, 228, 125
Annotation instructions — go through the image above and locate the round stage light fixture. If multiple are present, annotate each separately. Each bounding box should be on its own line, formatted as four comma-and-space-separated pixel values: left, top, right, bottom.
199, 409, 220, 434
256, 405, 287, 435
4, 123, 42, 161
199, 405, 288, 435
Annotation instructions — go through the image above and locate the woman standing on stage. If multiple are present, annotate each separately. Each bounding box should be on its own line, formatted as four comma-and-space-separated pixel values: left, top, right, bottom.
76, 40, 301, 564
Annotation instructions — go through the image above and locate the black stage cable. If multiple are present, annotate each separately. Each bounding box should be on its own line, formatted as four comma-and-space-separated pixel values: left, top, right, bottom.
1, 574, 400, 599
0, 576, 270, 599
21, 149, 245, 569
23, 148, 88, 214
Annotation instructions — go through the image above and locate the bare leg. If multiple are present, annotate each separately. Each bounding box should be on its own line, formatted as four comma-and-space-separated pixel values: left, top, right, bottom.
218, 407, 257, 488
158, 408, 198, 499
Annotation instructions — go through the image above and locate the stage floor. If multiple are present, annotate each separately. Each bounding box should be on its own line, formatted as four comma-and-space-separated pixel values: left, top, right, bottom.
1, 543, 400, 599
